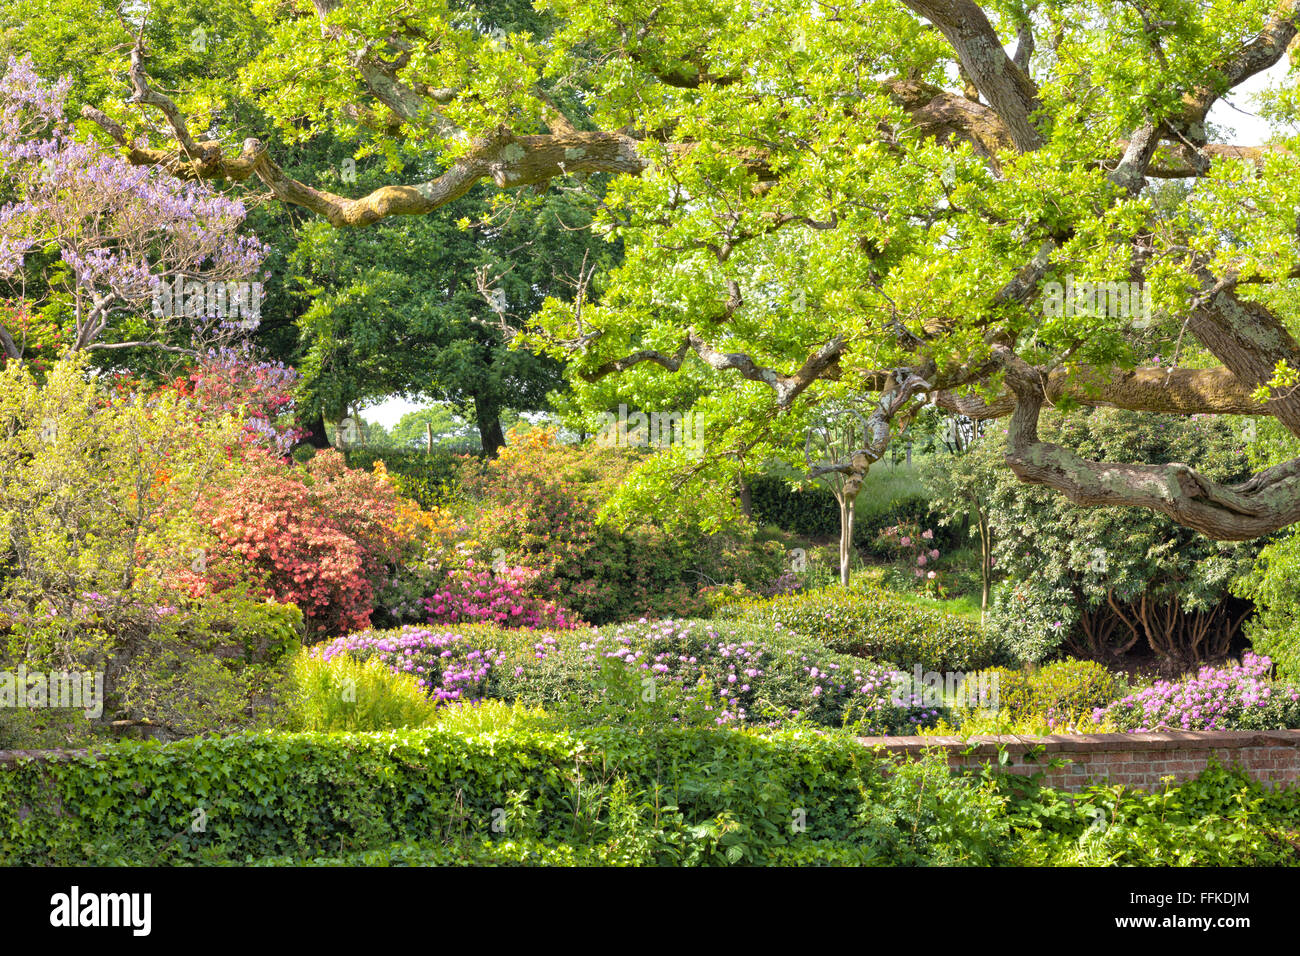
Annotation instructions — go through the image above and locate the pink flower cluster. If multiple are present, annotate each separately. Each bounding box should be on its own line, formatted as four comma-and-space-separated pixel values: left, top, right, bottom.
423, 563, 581, 630
1096, 653, 1300, 732
879, 523, 944, 585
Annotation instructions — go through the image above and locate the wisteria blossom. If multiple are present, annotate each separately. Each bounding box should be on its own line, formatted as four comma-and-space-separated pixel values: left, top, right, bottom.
0, 56, 265, 361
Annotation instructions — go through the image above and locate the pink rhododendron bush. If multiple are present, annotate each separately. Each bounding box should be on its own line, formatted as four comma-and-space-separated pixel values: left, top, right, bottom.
313, 617, 939, 733
1095, 653, 1300, 732
422, 563, 581, 630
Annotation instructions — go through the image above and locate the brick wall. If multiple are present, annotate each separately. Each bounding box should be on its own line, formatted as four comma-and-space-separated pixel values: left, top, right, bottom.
858, 730, 1300, 792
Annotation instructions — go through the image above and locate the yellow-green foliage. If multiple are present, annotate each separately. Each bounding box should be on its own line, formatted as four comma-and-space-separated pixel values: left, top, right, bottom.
0, 355, 238, 662
286, 652, 436, 732
984, 660, 1127, 726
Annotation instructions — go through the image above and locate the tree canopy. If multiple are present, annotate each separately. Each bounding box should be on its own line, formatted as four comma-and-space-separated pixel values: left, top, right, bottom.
41, 0, 1300, 538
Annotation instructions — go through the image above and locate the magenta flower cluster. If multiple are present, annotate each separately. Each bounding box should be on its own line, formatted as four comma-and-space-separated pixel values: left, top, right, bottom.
423, 563, 580, 630
315, 627, 506, 705
1095, 653, 1300, 732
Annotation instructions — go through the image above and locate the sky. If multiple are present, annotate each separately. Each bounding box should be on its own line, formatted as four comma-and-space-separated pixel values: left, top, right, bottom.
1206, 59, 1288, 146
360, 57, 1294, 430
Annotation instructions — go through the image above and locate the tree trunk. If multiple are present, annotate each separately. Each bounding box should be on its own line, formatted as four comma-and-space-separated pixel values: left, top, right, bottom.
977, 505, 992, 619
474, 394, 506, 457
837, 494, 856, 587
738, 477, 753, 519
296, 411, 331, 450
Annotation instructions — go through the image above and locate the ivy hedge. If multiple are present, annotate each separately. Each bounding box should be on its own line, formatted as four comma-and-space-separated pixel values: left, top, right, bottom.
0, 717, 1011, 866
5, 717, 1299, 866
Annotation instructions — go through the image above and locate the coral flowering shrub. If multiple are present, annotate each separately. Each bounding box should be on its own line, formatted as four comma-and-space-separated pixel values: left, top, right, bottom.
1095, 653, 1300, 732
422, 564, 580, 630
198, 449, 408, 636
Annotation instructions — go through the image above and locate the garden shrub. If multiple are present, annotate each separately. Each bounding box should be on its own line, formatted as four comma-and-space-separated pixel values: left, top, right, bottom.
0, 357, 301, 739
999, 762, 1300, 866
458, 428, 783, 623
965, 409, 1260, 667
315, 626, 505, 705
343, 448, 468, 509
286, 652, 437, 732
148, 349, 304, 456
1095, 653, 1300, 732
106, 590, 303, 737
979, 660, 1126, 728
490, 618, 942, 732
724, 586, 1004, 672
4, 714, 1295, 866
1236, 530, 1300, 681
422, 564, 581, 630
197, 448, 411, 636
317, 618, 943, 732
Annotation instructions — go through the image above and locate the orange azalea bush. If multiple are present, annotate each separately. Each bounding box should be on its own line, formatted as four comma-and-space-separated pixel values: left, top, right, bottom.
456, 427, 780, 623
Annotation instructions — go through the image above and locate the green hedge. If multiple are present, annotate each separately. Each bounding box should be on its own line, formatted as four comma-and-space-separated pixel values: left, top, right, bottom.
6, 716, 1298, 866
0, 717, 1012, 866
723, 586, 1004, 672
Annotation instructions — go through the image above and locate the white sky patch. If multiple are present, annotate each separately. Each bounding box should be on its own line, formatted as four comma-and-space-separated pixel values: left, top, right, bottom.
359, 394, 425, 428
1205, 59, 1289, 146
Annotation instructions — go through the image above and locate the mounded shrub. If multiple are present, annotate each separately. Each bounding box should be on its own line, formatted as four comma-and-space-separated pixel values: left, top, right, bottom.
316, 619, 944, 732
315, 627, 505, 705
490, 618, 941, 732
421, 564, 581, 631
723, 586, 1004, 672
196, 448, 411, 637
979, 660, 1126, 728
1095, 653, 1300, 732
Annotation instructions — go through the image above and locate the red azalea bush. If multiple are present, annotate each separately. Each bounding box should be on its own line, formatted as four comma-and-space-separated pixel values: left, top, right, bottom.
422, 563, 581, 630
196, 448, 410, 636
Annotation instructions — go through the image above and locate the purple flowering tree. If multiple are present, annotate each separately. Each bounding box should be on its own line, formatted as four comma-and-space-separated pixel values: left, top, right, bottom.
0, 56, 264, 363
